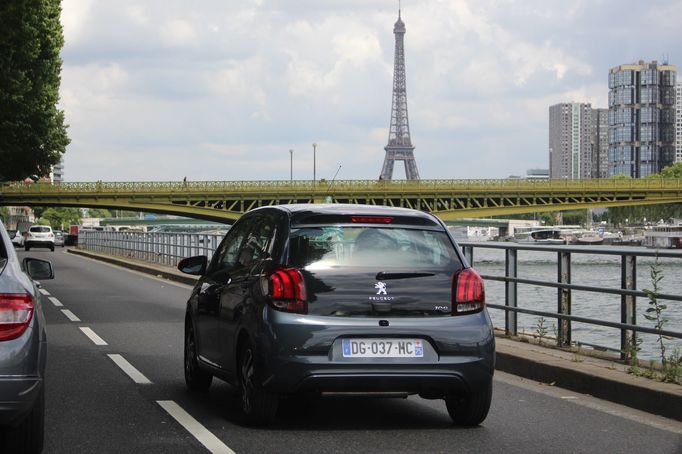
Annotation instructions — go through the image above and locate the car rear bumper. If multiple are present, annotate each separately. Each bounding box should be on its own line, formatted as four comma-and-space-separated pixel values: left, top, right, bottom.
25, 240, 54, 248
0, 377, 43, 427
259, 309, 495, 396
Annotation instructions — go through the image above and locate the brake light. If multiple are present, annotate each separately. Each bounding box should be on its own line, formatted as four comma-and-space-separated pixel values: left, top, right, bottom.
351, 216, 393, 224
0, 294, 34, 341
269, 268, 307, 313
452, 268, 485, 315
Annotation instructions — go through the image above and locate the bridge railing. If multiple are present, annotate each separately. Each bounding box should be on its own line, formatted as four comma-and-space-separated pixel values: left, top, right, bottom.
459, 242, 682, 361
3, 178, 682, 194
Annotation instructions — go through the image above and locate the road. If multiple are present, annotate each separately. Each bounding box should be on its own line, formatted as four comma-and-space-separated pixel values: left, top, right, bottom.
19, 249, 682, 454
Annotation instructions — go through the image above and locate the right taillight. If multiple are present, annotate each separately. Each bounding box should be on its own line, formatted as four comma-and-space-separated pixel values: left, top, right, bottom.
0, 293, 35, 341
452, 268, 485, 315
268, 268, 307, 314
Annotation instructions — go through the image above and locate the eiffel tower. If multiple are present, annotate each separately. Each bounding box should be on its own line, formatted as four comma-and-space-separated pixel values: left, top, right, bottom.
379, 8, 420, 180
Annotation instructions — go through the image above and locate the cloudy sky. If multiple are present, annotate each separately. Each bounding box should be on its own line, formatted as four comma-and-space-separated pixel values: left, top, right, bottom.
58, 0, 681, 182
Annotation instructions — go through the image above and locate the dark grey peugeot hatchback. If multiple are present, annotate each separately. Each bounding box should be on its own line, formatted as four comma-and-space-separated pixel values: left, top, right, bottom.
178, 204, 495, 426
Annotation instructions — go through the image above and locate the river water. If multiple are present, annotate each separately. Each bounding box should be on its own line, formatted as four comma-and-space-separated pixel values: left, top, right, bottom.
466, 245, 682, 361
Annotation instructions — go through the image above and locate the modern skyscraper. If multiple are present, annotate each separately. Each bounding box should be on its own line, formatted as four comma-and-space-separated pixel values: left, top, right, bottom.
591, 108, 609, 178
51, 158, 64, 183
675, 82, 682, 162
608, 60, 676, 177
379, 9, 419, 180
549, 103, 593, 179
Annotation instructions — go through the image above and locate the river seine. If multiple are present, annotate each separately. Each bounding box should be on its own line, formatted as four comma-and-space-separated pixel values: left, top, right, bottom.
466, 245, 682, 361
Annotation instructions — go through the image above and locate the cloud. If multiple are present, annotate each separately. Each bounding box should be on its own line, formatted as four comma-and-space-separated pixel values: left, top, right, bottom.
58, 0, 680, 182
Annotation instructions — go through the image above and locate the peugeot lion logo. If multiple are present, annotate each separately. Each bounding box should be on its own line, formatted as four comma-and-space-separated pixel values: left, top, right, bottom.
374, 282, 388, 295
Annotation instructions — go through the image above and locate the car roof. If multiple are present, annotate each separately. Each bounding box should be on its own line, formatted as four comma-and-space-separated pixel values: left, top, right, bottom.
251, 204, 442, 226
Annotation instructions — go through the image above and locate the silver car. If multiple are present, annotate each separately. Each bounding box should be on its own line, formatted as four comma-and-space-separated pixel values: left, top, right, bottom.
0, 220, 53, 453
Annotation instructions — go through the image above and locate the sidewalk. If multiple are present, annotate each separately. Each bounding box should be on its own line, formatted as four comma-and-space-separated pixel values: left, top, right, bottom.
67, 247, 682, 422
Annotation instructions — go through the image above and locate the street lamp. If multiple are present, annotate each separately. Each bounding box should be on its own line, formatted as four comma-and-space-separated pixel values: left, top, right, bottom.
289, 149, 293, 182
312, 142, 317, 186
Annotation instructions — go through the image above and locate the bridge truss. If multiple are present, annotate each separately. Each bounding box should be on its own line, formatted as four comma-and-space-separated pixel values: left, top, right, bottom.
1, 179, 681, 222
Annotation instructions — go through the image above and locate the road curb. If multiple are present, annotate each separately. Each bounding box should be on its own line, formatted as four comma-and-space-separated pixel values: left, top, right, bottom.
67, 247, 682, 422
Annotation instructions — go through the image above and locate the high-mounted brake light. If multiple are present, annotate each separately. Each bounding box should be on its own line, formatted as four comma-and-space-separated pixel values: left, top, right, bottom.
451, 268, 485, 315
269, 268, 307, 314
351, 216, 393, 224
0, 294, 34, 341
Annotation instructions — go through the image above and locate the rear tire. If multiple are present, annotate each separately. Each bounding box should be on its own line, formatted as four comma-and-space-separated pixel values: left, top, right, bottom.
24, 245, 30, 251
238, 342, 278, 425
50, 246, 55, 252
2, 386, 44, 454
445, 381, 492, 426
184, 321, 212, 391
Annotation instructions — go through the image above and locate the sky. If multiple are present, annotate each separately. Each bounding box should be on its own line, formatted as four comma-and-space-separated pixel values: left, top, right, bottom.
58, 0, 682, 182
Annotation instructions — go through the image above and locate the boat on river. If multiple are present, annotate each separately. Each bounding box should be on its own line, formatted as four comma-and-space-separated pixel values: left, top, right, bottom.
643, 225, 682, 249
575, 231, 604, 245
513, 228, 565, 244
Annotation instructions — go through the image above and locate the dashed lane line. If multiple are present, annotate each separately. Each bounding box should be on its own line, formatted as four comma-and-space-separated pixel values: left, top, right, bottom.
107, 354, 152, 384
48, 296, 63, 307
157, 401, 235, 454
61, 309, 81, 322
38, 288, 50, 296
79, 327, 108, 346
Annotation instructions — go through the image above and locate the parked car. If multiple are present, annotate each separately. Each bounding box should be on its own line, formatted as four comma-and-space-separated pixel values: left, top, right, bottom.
178, 204, 495, 426
53, 231, 65, 248
24, 226, 55, 252
0, 219, 53, 453
7, 230, 24, 248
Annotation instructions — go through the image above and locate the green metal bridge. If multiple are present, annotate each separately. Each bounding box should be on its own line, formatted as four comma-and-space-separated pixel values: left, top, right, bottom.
1, 179, 681, 222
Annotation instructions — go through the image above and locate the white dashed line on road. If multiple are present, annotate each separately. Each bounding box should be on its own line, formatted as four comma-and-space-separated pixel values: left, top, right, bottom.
48, 296, 63, 307
157, 400, 235, 454
39, 288, 50, 296
61, 309, 81, 322
79, 327, 108, 346
107, 354, 152, 384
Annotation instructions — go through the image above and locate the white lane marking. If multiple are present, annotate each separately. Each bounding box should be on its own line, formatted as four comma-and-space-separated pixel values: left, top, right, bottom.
61, 309, 81, 322
39, 288, 50, 296
157, 401, 235, 454
48, 296, 63, 307
79, 327, 108, 346
107, 354, 152, 384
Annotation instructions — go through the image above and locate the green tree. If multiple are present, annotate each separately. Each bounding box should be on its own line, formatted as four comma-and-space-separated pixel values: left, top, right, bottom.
0, 206, 9, 223
0, 0, 69, 181
40, 207, 80, 229
87, 208, 112, 218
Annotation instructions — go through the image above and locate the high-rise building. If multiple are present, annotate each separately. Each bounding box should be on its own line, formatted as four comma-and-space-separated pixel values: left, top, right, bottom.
608, 60, 676, 177
549, 103, 593, 179
379, 9, 419, 180
51, 158, 64, 183
591, 108, 609, 178
675, 82, 682, 162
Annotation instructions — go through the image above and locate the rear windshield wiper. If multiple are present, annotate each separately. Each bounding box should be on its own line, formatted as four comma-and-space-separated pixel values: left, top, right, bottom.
375, 271, 436, 280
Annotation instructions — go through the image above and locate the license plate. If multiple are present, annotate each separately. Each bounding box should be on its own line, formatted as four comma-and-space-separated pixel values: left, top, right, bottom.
342, 338, 424, 358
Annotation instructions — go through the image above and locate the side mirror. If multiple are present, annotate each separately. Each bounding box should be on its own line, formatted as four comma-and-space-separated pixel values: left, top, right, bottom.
178, 256, 208, 276
23, 258, 54, 280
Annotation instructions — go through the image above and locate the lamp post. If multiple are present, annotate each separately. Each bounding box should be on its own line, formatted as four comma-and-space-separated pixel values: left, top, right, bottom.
312, 142, 317, 186
289, 149, 293, 182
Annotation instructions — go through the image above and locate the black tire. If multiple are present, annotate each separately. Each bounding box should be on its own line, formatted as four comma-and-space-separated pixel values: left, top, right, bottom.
24, 245, 30, 251
238, 342, 278, 425
445, 381, 493, 426
2, 386, 44, 453
184, 321, 212, 391
50, 246, 55, 252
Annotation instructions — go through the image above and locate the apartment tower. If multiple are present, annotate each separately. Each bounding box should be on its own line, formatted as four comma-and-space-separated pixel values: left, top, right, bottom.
608, 60, 676, 177
549, 103, 593, 179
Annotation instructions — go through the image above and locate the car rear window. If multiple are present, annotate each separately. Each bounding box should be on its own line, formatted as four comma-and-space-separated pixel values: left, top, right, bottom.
289, 226, 459, 270
30, 226, 51, 232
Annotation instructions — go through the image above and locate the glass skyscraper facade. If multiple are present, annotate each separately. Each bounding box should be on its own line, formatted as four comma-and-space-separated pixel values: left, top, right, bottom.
608, 61, 676, 177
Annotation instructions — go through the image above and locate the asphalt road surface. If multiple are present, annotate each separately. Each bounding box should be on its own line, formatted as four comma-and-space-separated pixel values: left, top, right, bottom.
19, 248, 682, 454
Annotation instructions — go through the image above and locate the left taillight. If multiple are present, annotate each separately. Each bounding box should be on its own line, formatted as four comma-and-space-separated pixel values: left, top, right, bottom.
452, 268, 485, 315
0, 294, 34, 341
267, 268, 307, 314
